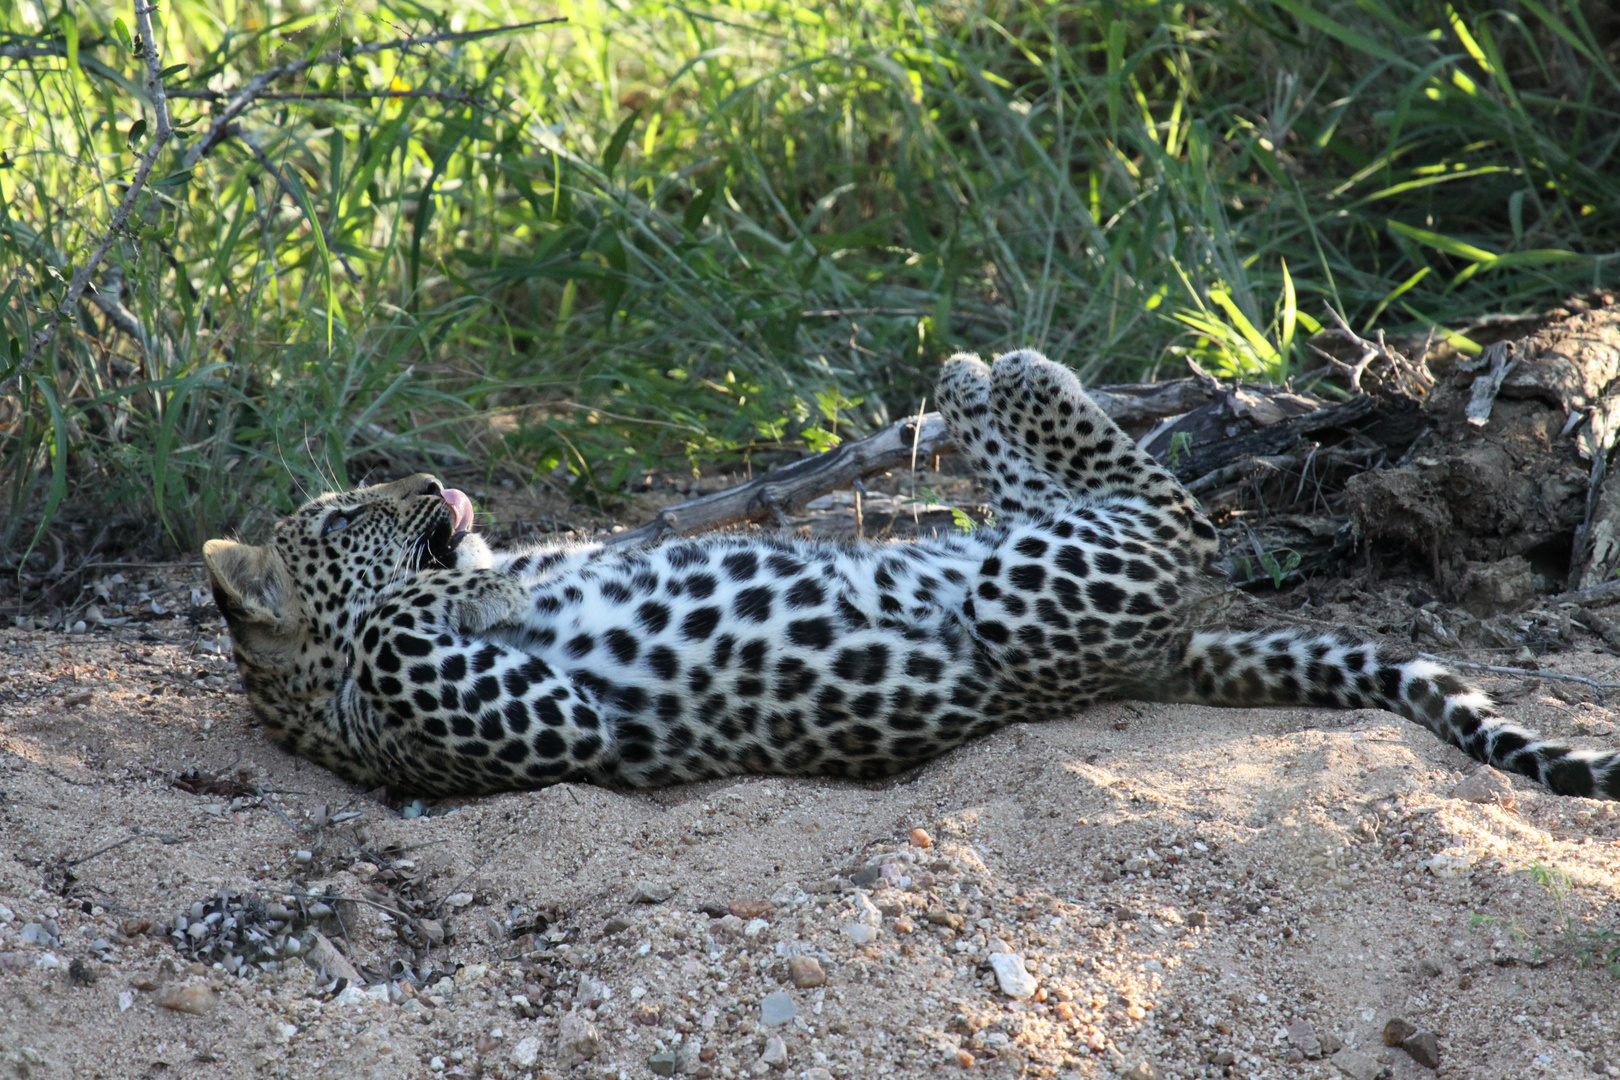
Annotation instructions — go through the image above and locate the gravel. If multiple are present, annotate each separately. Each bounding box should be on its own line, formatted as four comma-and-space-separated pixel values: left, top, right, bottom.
2, 594, 1618, 1080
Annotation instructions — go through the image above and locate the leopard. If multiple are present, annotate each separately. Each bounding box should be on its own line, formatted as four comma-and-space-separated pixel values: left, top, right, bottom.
203, 350, 1620, 800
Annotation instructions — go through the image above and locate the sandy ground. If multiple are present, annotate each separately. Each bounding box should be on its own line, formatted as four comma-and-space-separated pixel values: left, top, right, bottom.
2, 548, 1619, 1080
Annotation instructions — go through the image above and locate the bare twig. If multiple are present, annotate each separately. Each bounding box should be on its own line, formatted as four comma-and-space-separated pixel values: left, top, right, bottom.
603, 413, 953, 546
1313, 306, 1436, 399
6, 0, 175, 396
167, 87, 484, 105
182, 18, 566, 169
1417, 653, 1620, 695
1552, 577, 1620, 609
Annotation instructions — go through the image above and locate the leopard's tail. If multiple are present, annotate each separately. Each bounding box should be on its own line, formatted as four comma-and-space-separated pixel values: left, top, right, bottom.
1168, 629, 1620, 801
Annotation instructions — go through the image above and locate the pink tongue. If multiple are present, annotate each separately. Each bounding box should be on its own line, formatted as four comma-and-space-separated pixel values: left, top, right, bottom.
442, 489, 476, 533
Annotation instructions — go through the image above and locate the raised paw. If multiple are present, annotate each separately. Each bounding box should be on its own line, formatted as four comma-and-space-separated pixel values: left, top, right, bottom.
936, 353, 1071, 520
400, 569, 529, 634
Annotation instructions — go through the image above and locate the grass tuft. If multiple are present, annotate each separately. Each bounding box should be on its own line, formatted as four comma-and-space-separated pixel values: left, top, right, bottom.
2, 0, 1617, 557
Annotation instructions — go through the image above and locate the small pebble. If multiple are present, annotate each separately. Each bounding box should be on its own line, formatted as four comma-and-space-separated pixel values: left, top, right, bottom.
648, 1049, 679, 1076
155, 981, 216, 1015
1449, 767, 1514, 805
908, 827, 933, 848
787, 956, 826, 988
1121, 1061, 1162, 1080
633, 881, 674, 904
729, 899, 773, 920
760, 1034, 788, 1067
1383, 1018, 1418, 1046
842, 924, 877, 945
1402, 1030, 1441, 1069
557, 1009, 601, 1065
1186, 910, 1207, 928
1330, 1047, 1379, 1080
923, 909, 964, 930
760, 990, 797, 1026
509, 1036, 540, 1068
1285, 1018, 1323, 1058
602, 916, 632, 935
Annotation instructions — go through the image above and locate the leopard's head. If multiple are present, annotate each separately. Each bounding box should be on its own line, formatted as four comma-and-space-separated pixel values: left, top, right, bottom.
203, 474, 481, 737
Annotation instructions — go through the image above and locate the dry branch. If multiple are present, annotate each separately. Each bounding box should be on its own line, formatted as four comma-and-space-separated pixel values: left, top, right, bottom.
181, 18, 565, 169
603, 413, 954, 547
601, 377, 1234, 547
6, 0, 174, 396
2, 13, 562, 394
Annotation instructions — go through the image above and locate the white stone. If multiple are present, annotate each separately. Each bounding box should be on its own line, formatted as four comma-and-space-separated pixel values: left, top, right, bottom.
988, 951, 1039, 1000
510, 1036, 541, 1067
579, 977, 609, 1010
842, 923, 877, 944
760, 990, 797, 1025
1421, 852, 1476, 879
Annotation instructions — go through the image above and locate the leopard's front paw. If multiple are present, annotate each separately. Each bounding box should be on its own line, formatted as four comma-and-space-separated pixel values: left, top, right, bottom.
450, 573, 529, 634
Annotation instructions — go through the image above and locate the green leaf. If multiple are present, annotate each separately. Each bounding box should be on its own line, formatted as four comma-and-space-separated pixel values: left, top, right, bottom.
127, 118, 147, 149
602, 108, 640, 182
157, 63, 189, 81
683, 181, 720, 233
58, 13, 79, 74
152, 169, 192, 188
1208, 288, 1280, 366
1386, 220, 1496, 262
111, 17, 133, 52
1104, 20, 1125, 131
1266, 0, 1416, 71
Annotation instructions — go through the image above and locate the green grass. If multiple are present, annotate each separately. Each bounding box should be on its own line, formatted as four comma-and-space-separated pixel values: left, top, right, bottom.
2, 0, 1617, 558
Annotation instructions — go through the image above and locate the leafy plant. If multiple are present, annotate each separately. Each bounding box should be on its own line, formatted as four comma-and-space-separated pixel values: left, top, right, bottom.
3, 0, 1618, 557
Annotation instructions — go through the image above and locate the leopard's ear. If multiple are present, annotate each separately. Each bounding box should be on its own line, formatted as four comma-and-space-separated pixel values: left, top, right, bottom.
203, 539, 296, 633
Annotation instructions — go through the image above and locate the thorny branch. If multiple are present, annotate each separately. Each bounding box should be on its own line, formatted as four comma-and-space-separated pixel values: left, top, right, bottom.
6, 0, 175, 396
2, 13, 563, 396
181, 18, 565, 169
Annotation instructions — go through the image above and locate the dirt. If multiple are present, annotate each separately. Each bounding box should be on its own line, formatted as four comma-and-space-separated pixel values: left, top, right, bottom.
1344, 298, 1620, 596
3, 512, 1620, 1080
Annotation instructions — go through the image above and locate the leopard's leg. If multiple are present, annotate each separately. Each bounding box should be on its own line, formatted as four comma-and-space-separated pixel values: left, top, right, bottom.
935, 353, 1073, 521
347, 568, 613, 795
984, 349, 1219, 566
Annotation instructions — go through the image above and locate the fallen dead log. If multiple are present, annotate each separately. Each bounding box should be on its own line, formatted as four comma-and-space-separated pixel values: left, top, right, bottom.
602, 374, 1385, 548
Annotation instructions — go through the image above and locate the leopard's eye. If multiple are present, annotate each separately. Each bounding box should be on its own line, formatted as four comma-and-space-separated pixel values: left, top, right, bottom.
322, 507, 366, 535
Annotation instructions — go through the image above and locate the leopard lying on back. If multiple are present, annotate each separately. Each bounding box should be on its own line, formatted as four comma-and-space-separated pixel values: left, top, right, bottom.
203, 350, 1620, 800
